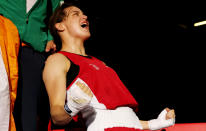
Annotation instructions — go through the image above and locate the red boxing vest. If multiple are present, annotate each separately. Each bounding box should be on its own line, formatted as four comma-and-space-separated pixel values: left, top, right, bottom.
59, 51, 138, 111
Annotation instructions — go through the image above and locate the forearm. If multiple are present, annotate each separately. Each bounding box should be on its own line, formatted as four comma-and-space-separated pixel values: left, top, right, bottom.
140, 120, 149, 130
140, 109, 175, 130
50, 105, 72, 126
43, 54, 73, 125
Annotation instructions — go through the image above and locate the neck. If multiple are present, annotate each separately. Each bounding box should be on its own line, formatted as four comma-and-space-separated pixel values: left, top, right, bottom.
61, 37, 87, 56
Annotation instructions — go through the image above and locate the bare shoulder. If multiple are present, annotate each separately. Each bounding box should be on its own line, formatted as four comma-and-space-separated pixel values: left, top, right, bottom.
44, 53, 71, 76
46, 53, 69, 65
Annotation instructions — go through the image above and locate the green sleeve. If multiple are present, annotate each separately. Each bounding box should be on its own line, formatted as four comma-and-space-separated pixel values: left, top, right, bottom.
51, 0, 64, 11
47, 30, 53, 42
47, 0, 64, 42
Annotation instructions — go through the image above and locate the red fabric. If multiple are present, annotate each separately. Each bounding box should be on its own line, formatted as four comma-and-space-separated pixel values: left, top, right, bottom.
48, 123, 206, 131
105, 127, 142, 131
48, 120, 65, 131
167, 123, 206, 131
59, 51, 138, 111
47, 114, 86, 131
142, 123, 206, 131
49, 51, 138, 131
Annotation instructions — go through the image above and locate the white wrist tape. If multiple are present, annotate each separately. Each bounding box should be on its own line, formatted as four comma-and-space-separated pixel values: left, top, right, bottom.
64, 78, 93, 116
148, 109, 175, 130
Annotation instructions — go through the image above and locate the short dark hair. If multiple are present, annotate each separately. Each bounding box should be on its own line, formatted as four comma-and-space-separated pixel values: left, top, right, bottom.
49, 1, 81, 51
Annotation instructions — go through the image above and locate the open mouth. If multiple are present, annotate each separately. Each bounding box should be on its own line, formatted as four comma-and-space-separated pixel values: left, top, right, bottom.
80, 22, 89, 28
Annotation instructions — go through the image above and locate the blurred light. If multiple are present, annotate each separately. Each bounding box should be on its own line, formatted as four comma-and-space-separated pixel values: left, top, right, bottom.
178, 24, 188, 29
194, 20, 206, 27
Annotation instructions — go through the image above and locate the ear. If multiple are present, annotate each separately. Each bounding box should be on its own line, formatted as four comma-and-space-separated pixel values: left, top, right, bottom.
55, 22, 65, 32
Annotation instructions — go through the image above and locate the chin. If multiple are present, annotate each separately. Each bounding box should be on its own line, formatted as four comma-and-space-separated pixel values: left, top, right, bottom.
83, 33, 91, 40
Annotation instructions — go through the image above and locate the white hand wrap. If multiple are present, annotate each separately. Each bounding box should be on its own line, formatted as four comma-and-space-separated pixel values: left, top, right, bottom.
64, 78, 93, 117
148, 109, 175, 130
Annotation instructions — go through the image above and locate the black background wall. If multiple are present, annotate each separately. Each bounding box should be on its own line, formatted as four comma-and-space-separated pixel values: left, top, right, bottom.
65, 0, 206, 123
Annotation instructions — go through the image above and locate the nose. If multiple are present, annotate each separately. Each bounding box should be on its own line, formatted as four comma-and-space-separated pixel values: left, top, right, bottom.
82, 14, 88, 20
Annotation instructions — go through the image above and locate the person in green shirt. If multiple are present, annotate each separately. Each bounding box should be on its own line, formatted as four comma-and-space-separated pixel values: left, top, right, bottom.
0, 0, 63, 130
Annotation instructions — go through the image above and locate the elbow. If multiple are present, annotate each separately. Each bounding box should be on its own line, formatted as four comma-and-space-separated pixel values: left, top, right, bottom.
51, 117, 62, 125
50, 105, 72, 126
51, 115, 71, 126
51, 112, 72, 126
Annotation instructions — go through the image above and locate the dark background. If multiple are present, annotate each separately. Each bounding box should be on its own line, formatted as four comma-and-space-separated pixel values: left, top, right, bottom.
67, 0, 206, 123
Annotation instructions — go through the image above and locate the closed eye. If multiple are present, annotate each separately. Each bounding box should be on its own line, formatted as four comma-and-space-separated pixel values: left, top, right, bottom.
72, 11, 80, 16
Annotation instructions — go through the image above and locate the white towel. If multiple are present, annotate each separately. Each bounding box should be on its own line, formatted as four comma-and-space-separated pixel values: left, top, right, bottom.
0, 47, 10, 131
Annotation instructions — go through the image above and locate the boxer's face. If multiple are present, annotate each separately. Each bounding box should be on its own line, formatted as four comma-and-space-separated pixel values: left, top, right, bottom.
60, 6, 91, 40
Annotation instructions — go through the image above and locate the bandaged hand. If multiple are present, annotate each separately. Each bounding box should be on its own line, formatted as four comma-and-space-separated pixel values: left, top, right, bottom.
64, 78, 93, 116
148, 108, 175, 130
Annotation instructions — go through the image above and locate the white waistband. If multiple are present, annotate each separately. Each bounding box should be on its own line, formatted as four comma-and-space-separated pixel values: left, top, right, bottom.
83, 107, 143, 131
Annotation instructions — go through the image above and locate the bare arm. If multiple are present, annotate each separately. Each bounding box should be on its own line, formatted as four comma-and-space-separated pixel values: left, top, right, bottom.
139, 120, 149, 130
43, 53, 72, 125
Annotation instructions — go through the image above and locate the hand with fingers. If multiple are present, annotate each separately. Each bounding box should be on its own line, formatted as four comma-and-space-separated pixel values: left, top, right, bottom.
45, 40, 56, 53
165, 108, 175, 120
